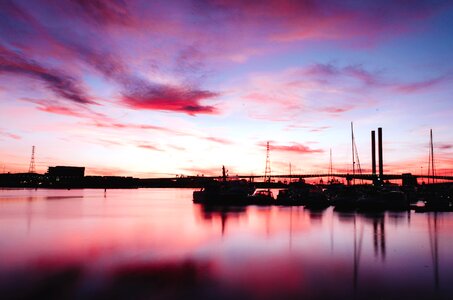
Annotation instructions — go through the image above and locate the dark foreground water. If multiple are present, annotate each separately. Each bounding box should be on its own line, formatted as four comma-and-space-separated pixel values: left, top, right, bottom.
0, 188, 452, 299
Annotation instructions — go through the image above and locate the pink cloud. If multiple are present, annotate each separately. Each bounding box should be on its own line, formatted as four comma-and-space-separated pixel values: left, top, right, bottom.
259, 142, 323, 154
309, 126, 331, 132
71, 0, 132, 26
86, 121, 177, 134
137, 144, 162, 151
96, 139, 123, 147
204, 136, 233, 144
393, 76, 449, 93
21, 98, 109, 123
0, 129, 21, 140
437, 143, 453, 150
199, 0, 451, 45
122, 85, 218, 115
320, 106, 355, 114
168, 145, 186, 151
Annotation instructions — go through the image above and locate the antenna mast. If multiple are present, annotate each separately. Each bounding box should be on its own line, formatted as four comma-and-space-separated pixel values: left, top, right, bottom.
264, 141, 271, 183
28, 146, 36, 173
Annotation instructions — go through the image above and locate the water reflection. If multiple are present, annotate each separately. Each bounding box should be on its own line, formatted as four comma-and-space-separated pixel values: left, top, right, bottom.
428, 212, 440, 290
195, 204, 247, 236
0, 189, 452, 299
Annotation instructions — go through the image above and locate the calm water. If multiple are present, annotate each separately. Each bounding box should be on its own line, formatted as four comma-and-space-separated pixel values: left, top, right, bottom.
0, 188, 452, 299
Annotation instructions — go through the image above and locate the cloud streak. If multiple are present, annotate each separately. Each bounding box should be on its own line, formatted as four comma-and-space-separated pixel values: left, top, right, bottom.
137, 144, 162, 151
259, 142, 323, 155
0, 129, 21, 140
0, 47, 94, 104
393, 76, 450, 93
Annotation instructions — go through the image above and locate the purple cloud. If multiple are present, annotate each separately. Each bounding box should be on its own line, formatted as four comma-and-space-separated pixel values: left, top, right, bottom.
0, 47, 94, 104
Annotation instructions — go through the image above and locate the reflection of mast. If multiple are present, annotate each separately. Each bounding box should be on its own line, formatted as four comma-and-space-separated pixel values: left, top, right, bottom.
372, 216, 386, 261
265, 209, 271, 236
221, 212, 227, 237
353, 215, 364, 292
289, 207, 293, 251
27, 196, 33, 234
428, 213, 439, 289
330, 208, 334, 252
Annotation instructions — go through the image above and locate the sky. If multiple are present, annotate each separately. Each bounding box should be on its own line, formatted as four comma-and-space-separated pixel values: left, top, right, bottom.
1, 0, 453, 178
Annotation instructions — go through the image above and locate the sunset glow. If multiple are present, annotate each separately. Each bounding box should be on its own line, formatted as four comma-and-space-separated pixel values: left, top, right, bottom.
1, 0, 452, 177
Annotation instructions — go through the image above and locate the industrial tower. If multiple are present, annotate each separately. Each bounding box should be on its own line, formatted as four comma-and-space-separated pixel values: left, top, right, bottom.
264, 141, 271, 183
28, 146, 36, 173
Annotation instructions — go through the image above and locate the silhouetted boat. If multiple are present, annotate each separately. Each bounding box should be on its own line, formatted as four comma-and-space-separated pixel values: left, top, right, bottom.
193, 180, 255, 205
332, 186, 359, 210
418, 195, 452, 212
356, 188, 386, 211
304, 185, 330, 208
355, 185, 409, 211
275, 180, 311, 206
382, 190, 409, 210
247, 189, 275, 205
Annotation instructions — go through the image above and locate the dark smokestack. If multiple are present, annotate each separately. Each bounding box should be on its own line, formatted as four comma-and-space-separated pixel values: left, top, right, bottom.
371, 130, 376, 175
378, 127, 383, 179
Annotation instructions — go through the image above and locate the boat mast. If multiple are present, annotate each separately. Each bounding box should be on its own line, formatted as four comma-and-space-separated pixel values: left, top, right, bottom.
428, 129, 435, 184
351, 122, 355, 185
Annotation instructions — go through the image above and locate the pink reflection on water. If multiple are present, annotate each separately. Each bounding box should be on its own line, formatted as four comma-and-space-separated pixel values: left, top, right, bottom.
0, 189, 452, 299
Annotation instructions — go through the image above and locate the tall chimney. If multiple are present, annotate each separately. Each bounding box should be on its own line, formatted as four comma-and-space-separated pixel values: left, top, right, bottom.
378, 127, 383, 179
371, 130, 376, 175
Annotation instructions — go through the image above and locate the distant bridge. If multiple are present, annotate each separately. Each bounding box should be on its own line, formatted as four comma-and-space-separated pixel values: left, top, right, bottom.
138, 173, 453, 188
167, 173, 453, 182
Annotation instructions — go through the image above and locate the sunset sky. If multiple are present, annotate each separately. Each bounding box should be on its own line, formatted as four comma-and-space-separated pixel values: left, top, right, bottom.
1, 0, 452, 177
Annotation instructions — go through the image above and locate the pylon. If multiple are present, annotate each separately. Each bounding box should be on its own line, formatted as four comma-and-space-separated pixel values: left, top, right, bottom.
28, 146, 36, 173
264, 141, 271, 182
